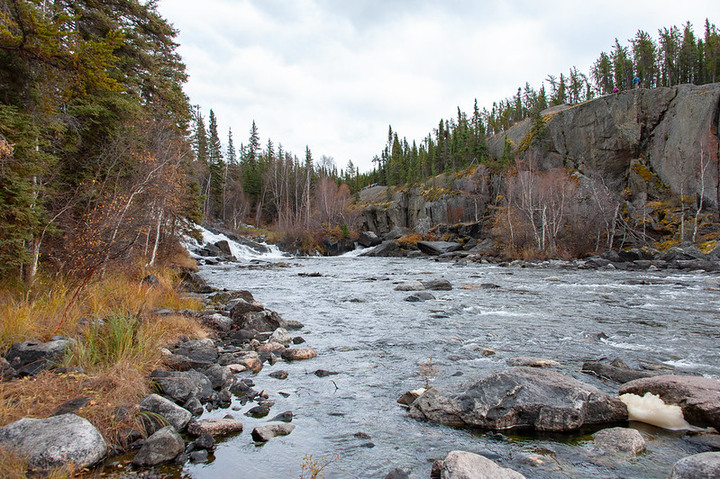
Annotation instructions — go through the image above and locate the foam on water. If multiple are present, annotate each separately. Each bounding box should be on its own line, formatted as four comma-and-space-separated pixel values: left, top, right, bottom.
190, 225, 287, 262
619, 392, 701, 431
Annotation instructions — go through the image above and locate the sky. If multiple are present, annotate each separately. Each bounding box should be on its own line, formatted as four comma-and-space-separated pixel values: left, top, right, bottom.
156, 0, 715, 172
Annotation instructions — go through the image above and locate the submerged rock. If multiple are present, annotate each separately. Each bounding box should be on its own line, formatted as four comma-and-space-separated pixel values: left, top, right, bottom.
668, 452, 720, 478
582, 360, 662, 383
408, 367, 628, 432
281, 348, 317, 361
251, 423, 296, 442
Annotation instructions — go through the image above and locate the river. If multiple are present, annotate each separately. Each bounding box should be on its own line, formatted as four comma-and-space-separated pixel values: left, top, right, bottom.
184, 250, 720, 478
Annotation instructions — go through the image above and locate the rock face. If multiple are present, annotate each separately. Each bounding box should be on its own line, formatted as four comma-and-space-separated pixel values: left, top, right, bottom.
0, 414, 107, 470
435, 450, 526, 479
668, 452, 720, 479
619, 375, 720, 430
489, 84, 720, 208
408, 367, 628, 432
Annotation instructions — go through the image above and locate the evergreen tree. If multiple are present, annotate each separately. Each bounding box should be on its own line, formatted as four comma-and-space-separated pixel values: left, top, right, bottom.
631, 30, 658, 88
612, 39, 634, 90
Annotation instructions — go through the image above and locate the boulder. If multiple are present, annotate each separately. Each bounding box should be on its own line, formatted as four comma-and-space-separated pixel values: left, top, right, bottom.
214, 240, 233, 257
4, 338, 74, 376
421, 279, 453, 291
187, 417, 244, 437
408, 367, 628, 432
229, 298, 266, 319
139, 394, 192, 432
221, 351, 263, 374
435, 450, 525, 479
256, 341, 286, 356
619, 375, 720, 430
234, 310, 284, 332
209, 289, 254, 304
582, 360, 661, 383
0, 414, 107, 470
172, 338, 218, 364
179, 271, 212, 294
251, 423, 296, 442
405, 292, 435, 302
203, 364, 236, 390
150, 369, 214, 404
132, 426, 185, 467
398, 388, 426, 406
592, 427, 646, 455
201, 312, 233, 332
269, 328, 293, 346
281, 348, 318, 361
417, 241, 463, 256
668, 452, 720, 479
358, 231, 382, 247
395, 281, 425, 291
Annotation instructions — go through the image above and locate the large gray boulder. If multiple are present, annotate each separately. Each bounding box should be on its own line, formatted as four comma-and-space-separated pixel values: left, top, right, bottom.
234, 310, 284, 332
132, 426, 185, 467
668, 452, 720, 479
592, 427, 646, 455
139, 394, 192, 432
417, 241, 463, 256
4, 339, 74, 376
358, 230, 382, 247
150, 369, 214, 404
0, 414, 107, 470
408, 367, 628, 432
435, 450, 525, 479
619, 375, 720, 430
251, 423, 296, 442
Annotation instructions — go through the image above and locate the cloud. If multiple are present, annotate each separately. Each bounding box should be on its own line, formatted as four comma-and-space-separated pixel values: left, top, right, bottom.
157, 0, 716, 170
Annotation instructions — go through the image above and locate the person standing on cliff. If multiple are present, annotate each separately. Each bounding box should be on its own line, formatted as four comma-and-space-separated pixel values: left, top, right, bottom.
633, 76, 640, 88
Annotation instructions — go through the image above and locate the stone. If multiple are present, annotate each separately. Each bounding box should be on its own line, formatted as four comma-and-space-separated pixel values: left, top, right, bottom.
421, 279, 453, 291
4, 339, 74, 376
187, 417, 244, 437
229, 299, 266, 319
132, 426, 185, 467
592, 427, 646, 455
269, 411, 294, 422
257, 341, 286, 356
0, 414, 107, 470
269, 370, 289, 380
269, 328, 293, 346
172, 338, 218, 364
582, 360, 661, 383
189, 449, 209, 463
214, 240, 233, 257
139, 394, 192, 432
619, 375, 720, 430
417, 241, 463, 256
203, 364, 236, 390
245, 405, 271, 418
183, 397, 204, 416
384, 468, 410, 479
0, 357, 17, 381
408, 367, 628, 432
506, 357, 561, 368
209, 289, 254, 304
52, 397, 90, 416
223, 351, 263, 373
201, 313, 233, 332
179, 271, 212, 294
281, 348, 318, 361
358, 230, 382, 247
395, 281, 425, 291
193, 433, 216, 451
436, 450, 525, 479
397, 388, 426, 406
404, 292, 435, 302
251, 423, 296, 442
150, 369, 214, 404
235, 310, 284, 332
314, 369, 338, 377
668, 452, 720, 479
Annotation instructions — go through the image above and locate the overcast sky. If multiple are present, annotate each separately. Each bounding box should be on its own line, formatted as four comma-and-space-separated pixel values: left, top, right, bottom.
156, 1, 715, 172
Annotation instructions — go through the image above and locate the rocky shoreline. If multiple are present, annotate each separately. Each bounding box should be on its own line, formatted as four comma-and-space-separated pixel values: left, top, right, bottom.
2, 237, 720, 478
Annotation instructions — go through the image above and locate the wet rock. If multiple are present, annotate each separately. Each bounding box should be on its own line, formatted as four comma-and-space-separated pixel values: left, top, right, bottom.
421, 279, 453, 291
203, 364, 236, 390
507, 357, 561, 368
0, 414, 107, 470
192, 433, 216, 451
179, 271, 212, 294
150, 369, 214, 404
269, 370, 289, 380
132, 426, 185, 467
220, 351, 263, 374
245, 405, 271, 418
269, 411, 294, 422
417, 241, 463, 256
619, 375, 720, 430
582, 360, 661, 383
684, 432, 720, 451
269, 328, 293, 346
209, 289, 254, 304
235, 310, 284, 332
397, 388, 427, 406
139, 394, 192, 432
229, 298, 266, 319
251, 423, 296, 442
435, 450, 525, 479
189, 449, 209, 463
404, 292, 435, 302
201, 312, 233, 332
282, 348, 318, 361
384, 468, 410, 479
395, 281, 425, 291
314, 369, 339, 377
409, 367, 628, 432
187, 417, 244, 437
4, 338, 74, 376
668, 452, 720, 478
183, 397, 204, 416
358, 231, 382, 247
257, 341, 286, 356
592, 427, 646, 455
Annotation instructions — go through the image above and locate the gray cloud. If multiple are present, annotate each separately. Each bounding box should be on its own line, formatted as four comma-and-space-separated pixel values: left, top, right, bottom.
157, 0, 715, 170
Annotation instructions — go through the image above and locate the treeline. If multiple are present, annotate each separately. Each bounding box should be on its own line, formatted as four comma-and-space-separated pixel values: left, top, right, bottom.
0, 0, 198, 283
191, 112, 356, 236
368, 19, 720, 188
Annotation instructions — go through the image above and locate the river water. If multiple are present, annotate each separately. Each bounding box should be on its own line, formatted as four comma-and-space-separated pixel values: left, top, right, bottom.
185, 252, 720, 478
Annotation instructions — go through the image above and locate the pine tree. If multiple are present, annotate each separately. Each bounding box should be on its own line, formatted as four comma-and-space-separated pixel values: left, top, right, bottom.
631, 30, 658, 88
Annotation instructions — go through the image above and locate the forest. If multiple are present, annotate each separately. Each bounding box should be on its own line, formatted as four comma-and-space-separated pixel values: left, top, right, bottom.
1, 0, 719, 285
